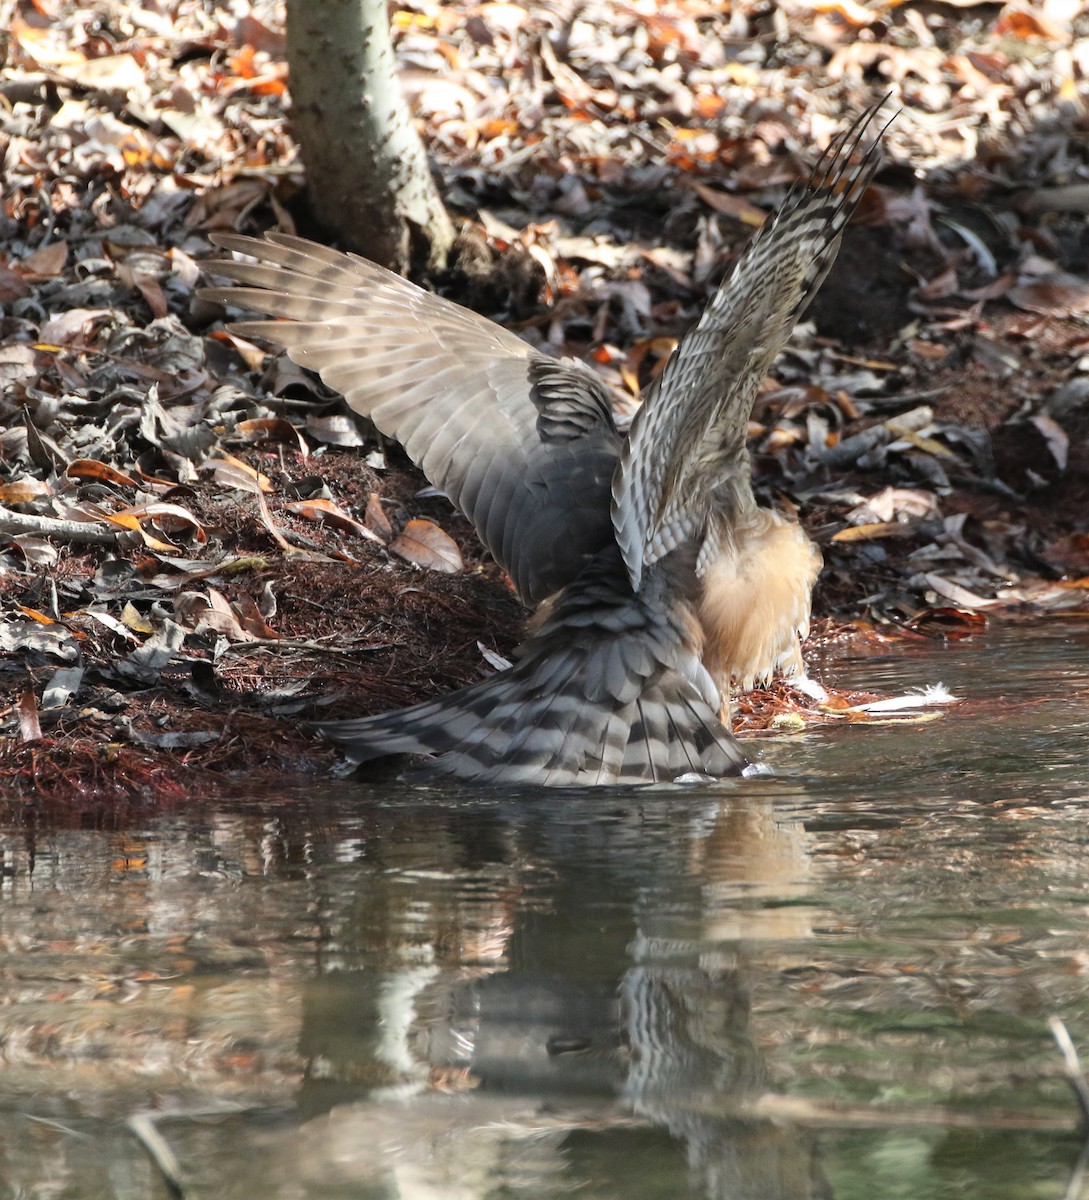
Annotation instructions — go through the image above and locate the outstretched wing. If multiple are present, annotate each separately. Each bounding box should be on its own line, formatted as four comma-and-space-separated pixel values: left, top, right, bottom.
201, 233, 622, 605
612, 102, 888, 591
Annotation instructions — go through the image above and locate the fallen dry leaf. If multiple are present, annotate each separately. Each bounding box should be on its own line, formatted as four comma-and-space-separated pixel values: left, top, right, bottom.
1008, 275, 1089, 317
65, 460, 138, 487
0, 478, 54, 503
364, 492, 393, 540
391, 519, 464, 574
206, 452, 274, 493
17, 684, 42, 743
284, 498, 384, 543
17, 240, 68, 278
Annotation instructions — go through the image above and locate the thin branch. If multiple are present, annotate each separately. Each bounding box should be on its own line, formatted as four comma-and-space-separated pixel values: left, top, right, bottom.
0, 506, 120, 544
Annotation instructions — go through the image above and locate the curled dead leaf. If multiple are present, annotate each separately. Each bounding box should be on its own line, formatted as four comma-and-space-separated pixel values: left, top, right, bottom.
65, 459, 138, 487
206, 452, 274, 493
686, 181, 767, 226
233, 417, 309, 457
17, 240, 68, 279
305, 412, 367, 447
284, 498, 384, 543
831, 521, 917, 543
1041, 533, 1089, 577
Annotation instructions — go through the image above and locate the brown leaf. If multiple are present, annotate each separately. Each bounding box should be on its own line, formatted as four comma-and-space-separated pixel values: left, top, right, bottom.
18, 604, 55, 624
995, 6, 1070, 41
231, 592, 280, 639
65, 459, 137, 487
206, 453, 274, 493
38, 308, 112, 346
0, 264, 29, 302
254, 489, 305, 557
917, 266, 959, 301
364, 492, 393, 540
17, 240, 68, 278
1008, 276, 1089, 317
1029, 413, 1068, 470
207, 329, 271, 372
234, 417, 309, 457
112, 502, 207, 542
686, 181, 766, 226
0, 478, 53, 503
233, 13, 285, 52
17, 684, 42, 743
284, 498, 384, 542
1041, 533, 1089, 577
390, 519, 464, 574
176, 587, 256, 642
831, 521, 916, 543
117, 261, 169, 318
99, 511, 179, 553
305, 412, 367, 447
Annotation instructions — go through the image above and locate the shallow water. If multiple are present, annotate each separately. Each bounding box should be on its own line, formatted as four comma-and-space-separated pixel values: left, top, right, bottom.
3, 620, 1089, 1198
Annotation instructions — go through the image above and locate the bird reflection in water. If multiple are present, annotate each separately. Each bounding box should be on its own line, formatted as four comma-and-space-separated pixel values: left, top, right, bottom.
283, 783, 827, 1199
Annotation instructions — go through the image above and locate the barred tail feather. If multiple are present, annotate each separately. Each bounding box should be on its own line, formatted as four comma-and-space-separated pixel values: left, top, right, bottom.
314, 555, 750, 786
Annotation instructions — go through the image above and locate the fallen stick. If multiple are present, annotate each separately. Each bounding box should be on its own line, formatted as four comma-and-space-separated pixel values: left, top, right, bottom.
0, 505, 119, 544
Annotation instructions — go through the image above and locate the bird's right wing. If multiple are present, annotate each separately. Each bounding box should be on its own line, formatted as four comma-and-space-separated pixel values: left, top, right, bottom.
612, 102, 888, 592
202, 233, 623, 605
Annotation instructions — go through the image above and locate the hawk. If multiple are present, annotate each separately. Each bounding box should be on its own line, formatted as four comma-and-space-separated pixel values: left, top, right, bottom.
202, 103, 885, 785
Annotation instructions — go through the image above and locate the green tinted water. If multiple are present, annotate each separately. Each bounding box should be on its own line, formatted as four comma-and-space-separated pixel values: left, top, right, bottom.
2, 620, 1089, 1198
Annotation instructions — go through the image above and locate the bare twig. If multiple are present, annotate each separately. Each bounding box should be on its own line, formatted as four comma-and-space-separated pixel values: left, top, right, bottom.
0, 506, 119, 545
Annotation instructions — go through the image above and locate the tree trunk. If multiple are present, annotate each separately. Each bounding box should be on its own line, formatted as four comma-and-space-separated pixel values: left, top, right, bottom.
285, 0, 455, 273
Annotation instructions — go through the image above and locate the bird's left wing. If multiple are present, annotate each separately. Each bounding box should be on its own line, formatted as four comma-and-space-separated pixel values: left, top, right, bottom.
201, 233, 622, 604
611, 102, 888, 591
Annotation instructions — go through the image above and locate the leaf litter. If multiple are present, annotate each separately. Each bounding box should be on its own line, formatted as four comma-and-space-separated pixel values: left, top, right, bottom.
1, 0, 1088, 797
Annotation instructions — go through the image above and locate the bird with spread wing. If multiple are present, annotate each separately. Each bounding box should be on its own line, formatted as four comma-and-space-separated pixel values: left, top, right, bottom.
201, 103, 886, 785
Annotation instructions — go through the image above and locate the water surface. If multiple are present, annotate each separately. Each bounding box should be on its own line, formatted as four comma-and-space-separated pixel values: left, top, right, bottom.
3, 620, 1089, 1198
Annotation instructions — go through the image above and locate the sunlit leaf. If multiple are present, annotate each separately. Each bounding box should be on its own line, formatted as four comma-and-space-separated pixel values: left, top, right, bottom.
18, 604, 55, 624
0, 478, 53, 503
65, 459, 138, 486
390, 519, 464, 573
206, 453, 274, 493
285, 498, 384, 542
